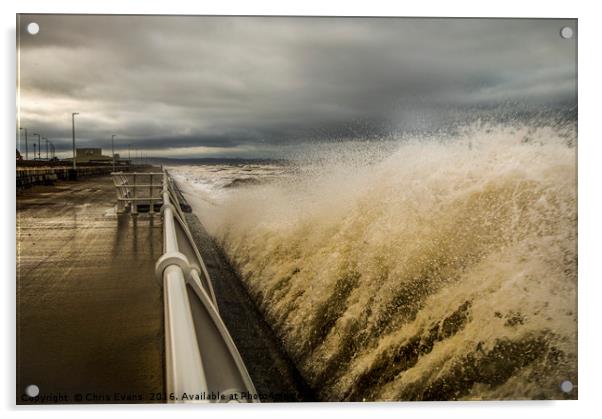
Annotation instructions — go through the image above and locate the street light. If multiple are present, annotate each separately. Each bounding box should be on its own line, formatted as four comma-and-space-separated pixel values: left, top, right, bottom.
111, 134, 116, 171
72, 112, 79, 170
33, 133, 41, 160
19, 127, 28, 160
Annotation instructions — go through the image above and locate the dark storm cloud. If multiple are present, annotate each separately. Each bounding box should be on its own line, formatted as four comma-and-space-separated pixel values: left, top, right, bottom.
17, 15, 576, 157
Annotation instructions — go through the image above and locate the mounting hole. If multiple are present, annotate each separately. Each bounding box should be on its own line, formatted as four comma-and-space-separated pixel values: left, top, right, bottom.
560, 380, 573, 393
560, 26, 573, 39
25, 384, 40, 397
27, 22, 40, 35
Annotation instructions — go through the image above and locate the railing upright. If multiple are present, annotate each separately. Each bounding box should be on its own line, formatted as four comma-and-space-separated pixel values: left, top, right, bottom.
132, 173, 138, 215
149, 174, 154, 214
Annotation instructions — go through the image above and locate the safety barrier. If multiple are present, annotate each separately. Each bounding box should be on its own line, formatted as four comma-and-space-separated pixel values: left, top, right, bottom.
112, 170, 258, 403
111, 172, 163, 214
17, 166, 113, 190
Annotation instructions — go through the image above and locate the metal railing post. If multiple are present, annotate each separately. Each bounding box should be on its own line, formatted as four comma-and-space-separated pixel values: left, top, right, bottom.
131, 173, 138, 215
149, 174, 154, 215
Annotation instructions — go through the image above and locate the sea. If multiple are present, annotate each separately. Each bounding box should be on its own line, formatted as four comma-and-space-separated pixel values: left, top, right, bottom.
167, 120, 577, 401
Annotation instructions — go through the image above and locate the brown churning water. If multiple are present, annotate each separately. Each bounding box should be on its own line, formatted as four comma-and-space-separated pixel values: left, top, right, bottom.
173, 122, 577, 401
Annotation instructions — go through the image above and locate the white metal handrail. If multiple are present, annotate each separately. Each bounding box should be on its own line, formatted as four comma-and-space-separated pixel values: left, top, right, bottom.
155, 170, 258, 403
111, 172, 163, 214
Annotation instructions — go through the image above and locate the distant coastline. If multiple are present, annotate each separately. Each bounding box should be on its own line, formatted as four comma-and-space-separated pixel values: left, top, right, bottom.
156, 157, 288, 165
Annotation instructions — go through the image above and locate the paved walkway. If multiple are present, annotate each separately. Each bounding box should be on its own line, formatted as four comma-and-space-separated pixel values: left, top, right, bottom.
17, 175, 164, 404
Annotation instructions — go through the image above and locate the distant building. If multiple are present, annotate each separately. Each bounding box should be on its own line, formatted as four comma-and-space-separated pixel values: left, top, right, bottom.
64, 148, 130, 166
64, 148, 110, 164
76, 148, 111, 163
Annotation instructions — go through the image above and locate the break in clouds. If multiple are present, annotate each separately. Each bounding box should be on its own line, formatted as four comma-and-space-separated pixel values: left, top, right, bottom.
17, 15, 576, 158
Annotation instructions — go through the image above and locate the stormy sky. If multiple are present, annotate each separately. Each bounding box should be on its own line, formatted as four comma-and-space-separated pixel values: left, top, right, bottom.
17, 15, 576, 158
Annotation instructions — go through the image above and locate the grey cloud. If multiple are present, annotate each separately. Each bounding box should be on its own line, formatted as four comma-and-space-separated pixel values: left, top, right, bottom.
17, 15, 577, 157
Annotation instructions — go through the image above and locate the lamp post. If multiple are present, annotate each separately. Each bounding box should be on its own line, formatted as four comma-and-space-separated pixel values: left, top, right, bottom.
19, 127, 28, 160
43, 137, 48, 160
111, 134, 116, 171
72, 112, 79, 170
33, 133, 41, 160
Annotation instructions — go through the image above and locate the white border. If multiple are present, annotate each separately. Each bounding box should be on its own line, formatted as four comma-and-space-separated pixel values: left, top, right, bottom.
2, 1, 600, 419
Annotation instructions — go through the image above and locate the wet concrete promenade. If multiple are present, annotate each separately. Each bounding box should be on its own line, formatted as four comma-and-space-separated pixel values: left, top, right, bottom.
16, 175, 164, 404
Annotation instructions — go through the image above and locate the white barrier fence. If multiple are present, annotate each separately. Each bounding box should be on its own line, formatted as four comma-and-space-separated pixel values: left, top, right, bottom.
111, 172, 163, 214
112, 171, 258, 403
